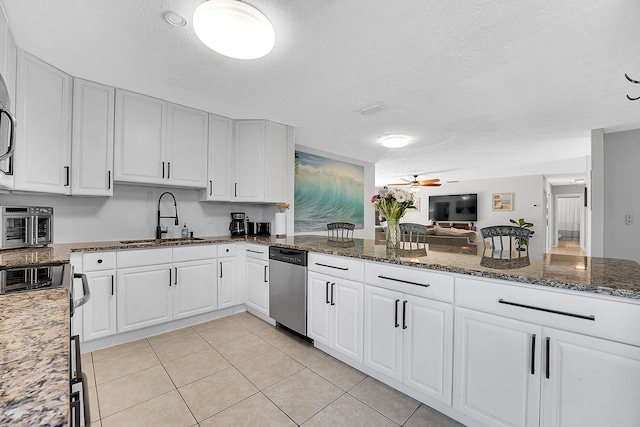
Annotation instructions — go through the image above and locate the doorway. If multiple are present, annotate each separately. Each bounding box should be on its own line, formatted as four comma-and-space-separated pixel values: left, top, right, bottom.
552, 194, 585, 255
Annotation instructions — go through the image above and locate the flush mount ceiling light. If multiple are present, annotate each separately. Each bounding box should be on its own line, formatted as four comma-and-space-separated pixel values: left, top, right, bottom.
193, 0, 275, 59
381, 135, 409, 148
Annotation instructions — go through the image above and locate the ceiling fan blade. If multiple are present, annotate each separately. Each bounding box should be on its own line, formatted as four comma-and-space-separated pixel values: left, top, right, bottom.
418, 179, 440, 185
388, 182, 410, 186
425, 183, 442, 187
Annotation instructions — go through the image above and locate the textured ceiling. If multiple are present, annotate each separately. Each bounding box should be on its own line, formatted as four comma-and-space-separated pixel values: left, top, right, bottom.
2, 0, 639, 186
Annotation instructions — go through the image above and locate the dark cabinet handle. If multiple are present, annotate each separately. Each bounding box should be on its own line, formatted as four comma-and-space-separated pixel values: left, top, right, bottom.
64, 166, 70, 186
394, 299, 400, 328
209, 180, 213, 196
498, 299, 595, 321
325, 281, 330, 304
108, 171, 111, 190
111, 275, 114, 296
97, 259, 103, 264
402, 300, 408, 329
264, 265, 268, 282
174, 267, 178, 286
330, 283, 335, 305
167, 162, 171, 179
546, 337, 551, 379
169, 268, 172, 286
220, 262, 223, 278
315, 262, 348, 271
162, 162, 165, 178
235, 182, 237, 197
531, 334, 536, 375
378, 275, 429, 287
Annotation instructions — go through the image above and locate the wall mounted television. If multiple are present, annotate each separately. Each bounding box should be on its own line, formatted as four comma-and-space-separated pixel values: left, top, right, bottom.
428, 194, 478, 222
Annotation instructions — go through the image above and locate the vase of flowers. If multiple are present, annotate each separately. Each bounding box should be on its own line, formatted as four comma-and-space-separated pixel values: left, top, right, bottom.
371, 187, 416, 256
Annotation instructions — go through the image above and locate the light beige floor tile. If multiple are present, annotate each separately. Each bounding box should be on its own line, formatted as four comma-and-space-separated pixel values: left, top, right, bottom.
179, 367, 258, 421
348, 377, 420, 425
151, 333, 211, 363
92, 339, 150, 362
147, 327, 196, 345
93, 346, 160, 384
81, 352, 92, 366
88, 383, 100, 422
84, 362, 96, 388
197, 322, 251, 347
199, 393, 295, 427
255, 326, 302, 348
215, 333, 274, 365
101, 390, 196, 427
308, 356, 366, 391
192, 317, 233, 333
302, 393, 398, 427
404, 404, 465, 427
90, 420, 102, 427
97, 365, 175, 418
279, 339, 326, 366
232, 314, 272, 332
263, 368, 343, 424
235, 348, 304, 390
163, 347, 231, 387
228, 311, 252, 320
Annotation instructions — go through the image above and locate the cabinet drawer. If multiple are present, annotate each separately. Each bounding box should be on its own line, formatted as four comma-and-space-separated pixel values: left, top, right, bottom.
245, 243, 268, 260
365, 261, 454, 303
308, 252, 364, 282
117, 248, 172, 268
82, 252, 116, 272
173, 244, 216, 262
217, 243, 236, 258
456, 276, 640, 346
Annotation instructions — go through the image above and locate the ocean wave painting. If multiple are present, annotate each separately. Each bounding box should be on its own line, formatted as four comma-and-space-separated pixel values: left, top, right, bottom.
295, 151, 365, 232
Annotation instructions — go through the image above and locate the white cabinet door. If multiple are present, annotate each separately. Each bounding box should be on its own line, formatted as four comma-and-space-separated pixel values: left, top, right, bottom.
114, 89, 165, 184
332, 279, 364, 362
264, 120, 287, 203
234, 120, 265, 202
165, 103, 208, 187
172, 260, 217, 319
117, 265, 172, 333
200, 114, 233, 201
71, 78, 114, 196
364, 285, 403, 381
83, 270, 116, 341
218, 256, 237, 309
403, 294, 453, 405
245, 256, 269, 315
542, 328, 640, 427
453, 308, 541, 427
15, 50, 72, 194
307, 272, 332, 347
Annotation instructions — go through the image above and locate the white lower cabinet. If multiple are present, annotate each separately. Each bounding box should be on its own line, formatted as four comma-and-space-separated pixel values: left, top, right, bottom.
308, 271, 363, 362
244, 244, 269, 316
83, 270, 117, 341
364, 285, 453, 405
218, 256, 237, 310
117, 264, 172, 333
172, 260, 217, 319
541, 328, 640, 427
453, 307, 541, 427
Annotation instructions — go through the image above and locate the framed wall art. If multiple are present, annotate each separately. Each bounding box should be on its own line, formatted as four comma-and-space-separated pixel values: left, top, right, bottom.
492, 193, 513, 211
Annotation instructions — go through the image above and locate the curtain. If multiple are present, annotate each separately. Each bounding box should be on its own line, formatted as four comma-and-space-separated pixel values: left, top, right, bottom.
557, 197, 581, 241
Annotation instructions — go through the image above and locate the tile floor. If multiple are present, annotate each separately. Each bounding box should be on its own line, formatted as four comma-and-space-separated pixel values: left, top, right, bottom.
548, 240, 584, 256
82, 311, 464, 426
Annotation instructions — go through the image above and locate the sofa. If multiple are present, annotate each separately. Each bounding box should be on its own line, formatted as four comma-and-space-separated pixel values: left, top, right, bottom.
375, 225, 479, 247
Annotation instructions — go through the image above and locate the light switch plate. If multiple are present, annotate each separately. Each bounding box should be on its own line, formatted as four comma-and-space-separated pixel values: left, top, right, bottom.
626, 214, 633, 225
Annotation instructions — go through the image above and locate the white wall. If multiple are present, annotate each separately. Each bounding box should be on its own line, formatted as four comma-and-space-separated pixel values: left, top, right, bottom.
590, 129, 605, 257
0, 184, 273, 242
602, 128, 640, 263
404, 175, 545, 260
293, 144, 375, 239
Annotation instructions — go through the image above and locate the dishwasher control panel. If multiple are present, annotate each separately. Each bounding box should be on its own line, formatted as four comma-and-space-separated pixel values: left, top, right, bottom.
269, 247, 307, 266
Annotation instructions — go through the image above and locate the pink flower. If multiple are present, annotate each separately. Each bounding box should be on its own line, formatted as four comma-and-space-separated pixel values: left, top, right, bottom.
371, 195, 379, 203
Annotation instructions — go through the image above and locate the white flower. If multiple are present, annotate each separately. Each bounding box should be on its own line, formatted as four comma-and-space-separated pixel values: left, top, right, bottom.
395, 192, 407, 203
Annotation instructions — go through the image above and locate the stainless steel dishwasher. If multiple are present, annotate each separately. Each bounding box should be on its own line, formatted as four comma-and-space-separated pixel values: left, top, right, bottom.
269, 246, 308, 336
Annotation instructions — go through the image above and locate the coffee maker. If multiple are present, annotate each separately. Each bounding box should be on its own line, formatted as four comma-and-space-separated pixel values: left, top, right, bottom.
229, 212, 246, 236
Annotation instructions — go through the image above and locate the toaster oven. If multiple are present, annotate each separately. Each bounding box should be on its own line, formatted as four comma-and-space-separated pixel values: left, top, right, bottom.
0, 206, 53, 249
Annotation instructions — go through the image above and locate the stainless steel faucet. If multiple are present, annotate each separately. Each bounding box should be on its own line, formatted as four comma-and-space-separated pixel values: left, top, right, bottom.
156, 192, 179, 239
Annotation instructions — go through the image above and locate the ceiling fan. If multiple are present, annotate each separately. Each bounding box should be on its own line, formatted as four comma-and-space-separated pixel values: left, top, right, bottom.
388, 175, 441, 192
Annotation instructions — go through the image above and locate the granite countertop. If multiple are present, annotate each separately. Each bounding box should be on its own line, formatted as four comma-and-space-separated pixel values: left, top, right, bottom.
0, 288, 69, 426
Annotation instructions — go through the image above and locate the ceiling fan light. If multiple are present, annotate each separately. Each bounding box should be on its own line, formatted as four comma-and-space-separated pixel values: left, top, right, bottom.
382, 135, 409, 148
193, 0, 275, 60
410, 184, 420, 193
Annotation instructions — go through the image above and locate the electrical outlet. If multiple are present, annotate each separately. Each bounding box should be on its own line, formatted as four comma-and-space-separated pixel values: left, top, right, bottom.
207, 216, 215, 224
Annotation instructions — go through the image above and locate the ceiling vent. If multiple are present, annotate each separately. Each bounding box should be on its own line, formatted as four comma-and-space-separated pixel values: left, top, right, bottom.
357, 102, 388, 116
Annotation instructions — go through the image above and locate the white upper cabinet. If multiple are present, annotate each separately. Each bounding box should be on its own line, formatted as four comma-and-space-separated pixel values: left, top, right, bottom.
15, 50, 72, 194
199, 114, 233, 201
72, 78, 115, 196
114, 89, 208, 188
233, 119, 287, 203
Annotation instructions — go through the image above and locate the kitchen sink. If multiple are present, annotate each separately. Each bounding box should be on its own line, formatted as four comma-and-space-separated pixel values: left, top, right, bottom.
119, 237, 205, 245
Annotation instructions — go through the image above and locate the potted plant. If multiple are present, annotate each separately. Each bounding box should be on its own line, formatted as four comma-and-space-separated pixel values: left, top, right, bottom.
509, 217, 534, 249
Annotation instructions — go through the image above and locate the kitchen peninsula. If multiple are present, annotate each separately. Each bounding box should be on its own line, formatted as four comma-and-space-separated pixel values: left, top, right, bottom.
2, 236, 640, 426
